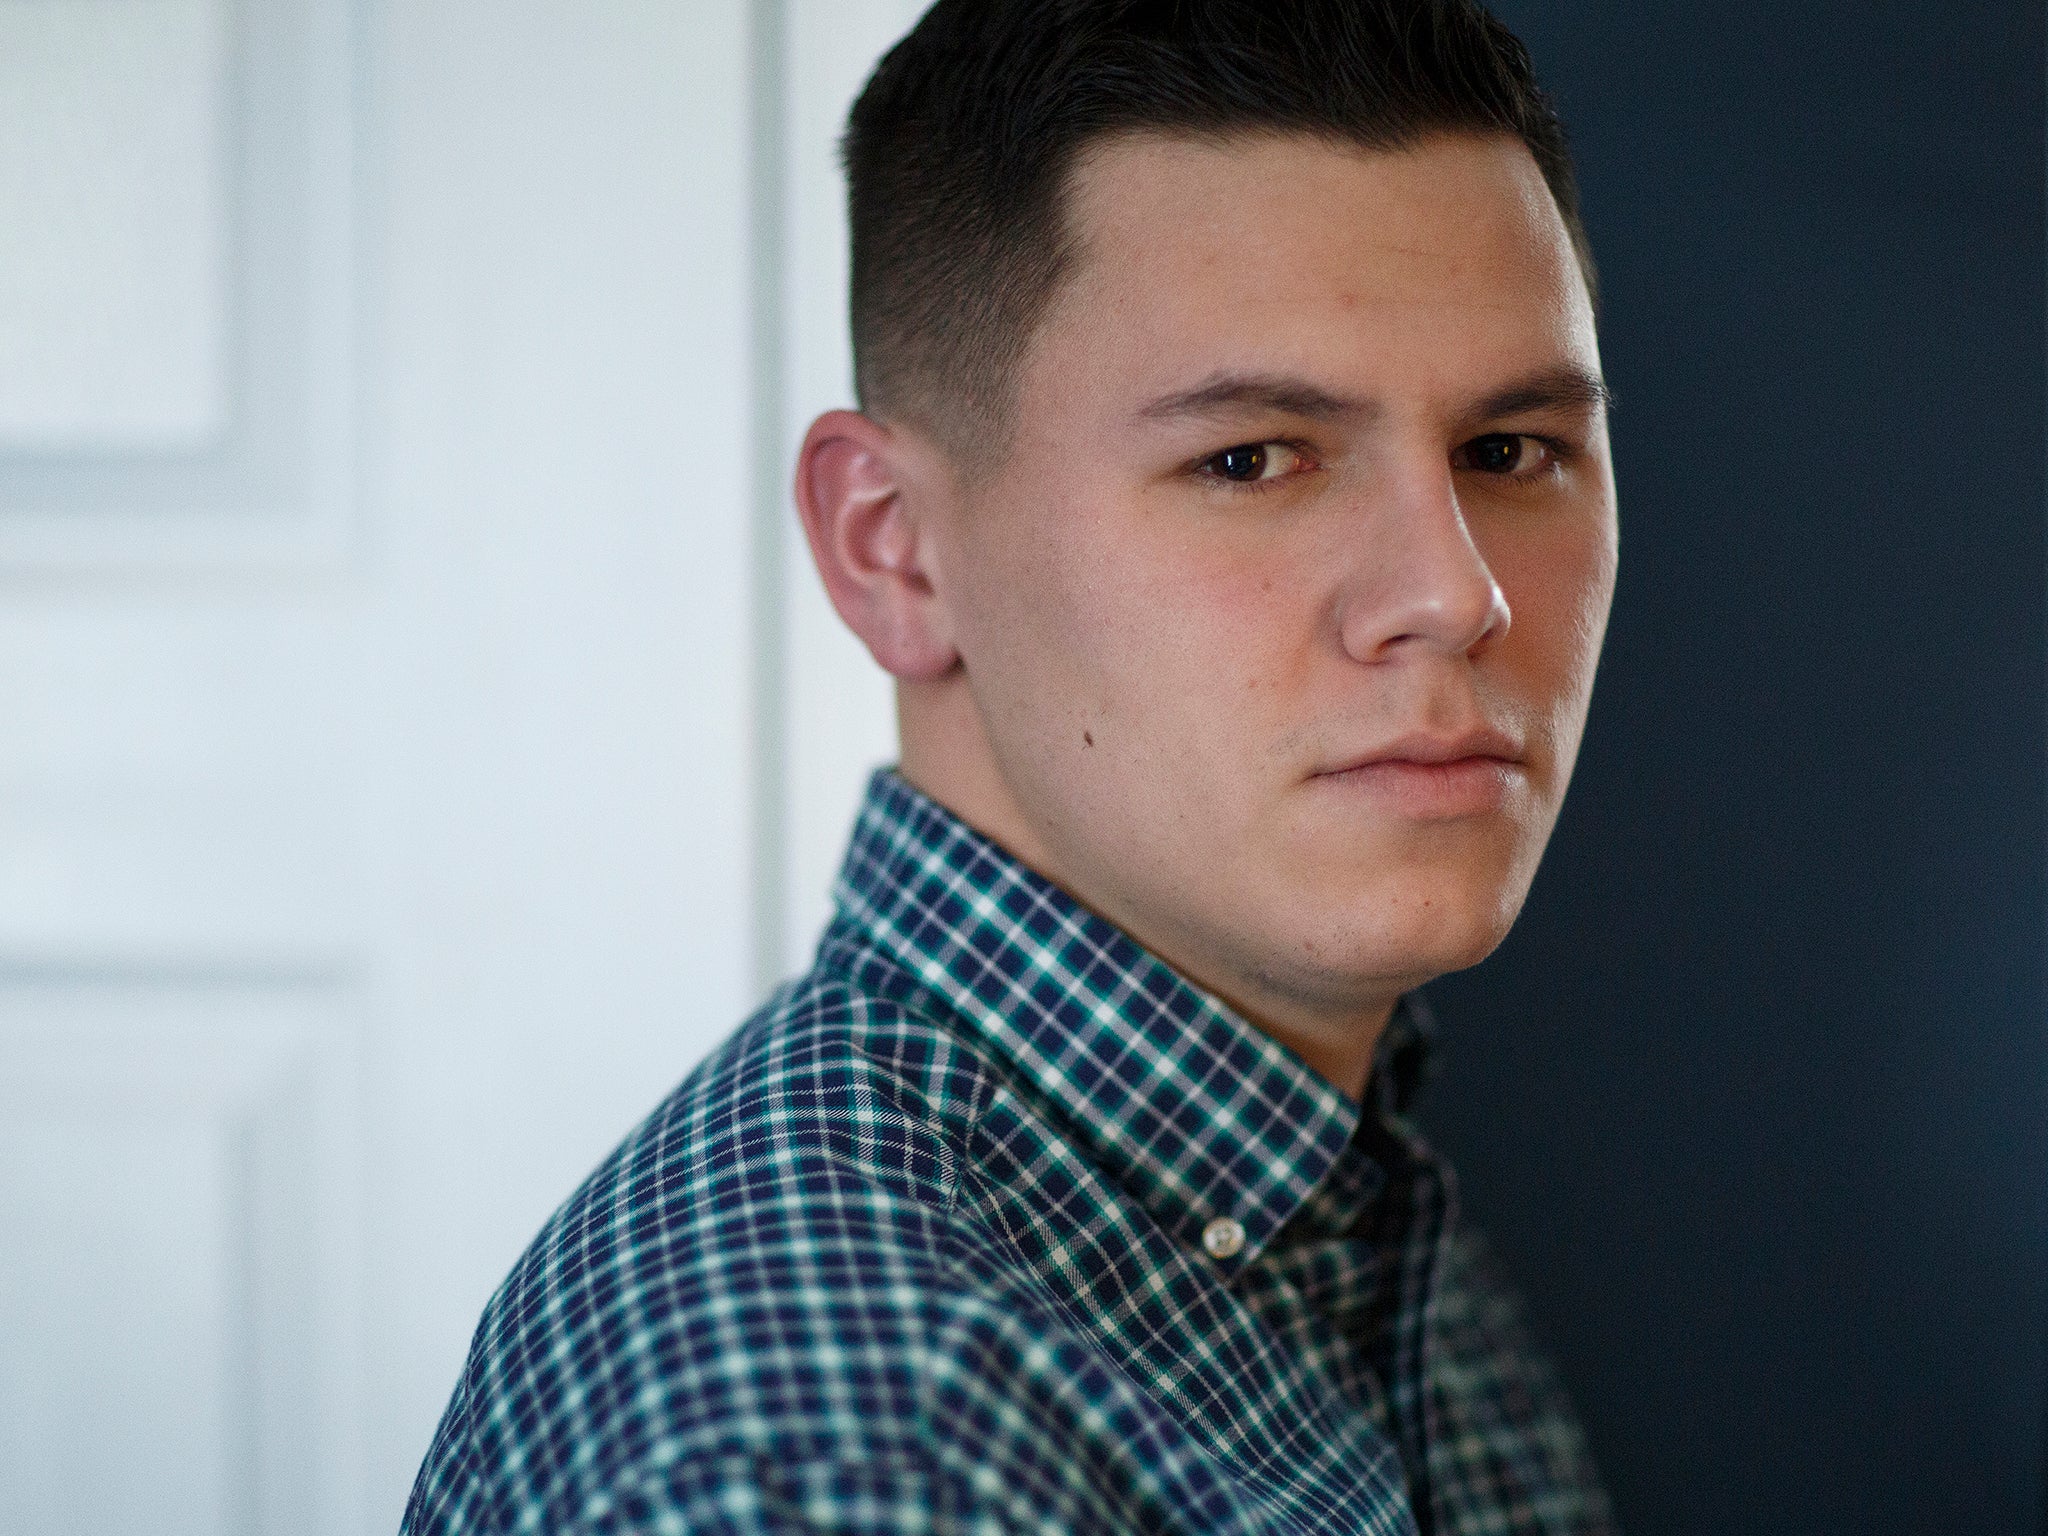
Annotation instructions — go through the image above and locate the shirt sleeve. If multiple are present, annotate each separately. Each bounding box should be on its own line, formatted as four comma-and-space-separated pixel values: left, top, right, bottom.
576, 1450, 1033, 1536
400, 1376, 498, 1536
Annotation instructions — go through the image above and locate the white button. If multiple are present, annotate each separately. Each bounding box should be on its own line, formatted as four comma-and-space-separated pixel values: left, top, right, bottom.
1201, 1217, 1246, 1260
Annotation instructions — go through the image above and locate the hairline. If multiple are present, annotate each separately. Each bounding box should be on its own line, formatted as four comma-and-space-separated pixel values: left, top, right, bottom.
871, 123, 1597, 486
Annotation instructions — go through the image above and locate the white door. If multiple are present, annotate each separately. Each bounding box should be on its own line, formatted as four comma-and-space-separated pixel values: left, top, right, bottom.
0, 1, 913, 1529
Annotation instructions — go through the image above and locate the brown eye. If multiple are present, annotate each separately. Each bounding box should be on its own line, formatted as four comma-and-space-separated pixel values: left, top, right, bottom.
1460, 434, 1552, 475
1215, 444, 1269, 481
1197, 441, 1308, 485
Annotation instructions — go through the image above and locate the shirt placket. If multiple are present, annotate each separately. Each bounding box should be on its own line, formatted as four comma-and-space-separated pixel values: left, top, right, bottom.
1358, 1106, 1457, 1536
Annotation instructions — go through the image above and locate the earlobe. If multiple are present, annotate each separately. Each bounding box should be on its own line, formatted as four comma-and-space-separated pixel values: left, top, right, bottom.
793, 410, 960, 682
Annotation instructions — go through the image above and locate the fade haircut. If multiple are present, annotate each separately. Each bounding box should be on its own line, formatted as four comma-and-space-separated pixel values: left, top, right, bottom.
844, 0, 1593, 469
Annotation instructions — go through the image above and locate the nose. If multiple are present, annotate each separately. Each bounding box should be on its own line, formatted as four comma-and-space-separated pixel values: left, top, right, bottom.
1335, 464, 1510, 662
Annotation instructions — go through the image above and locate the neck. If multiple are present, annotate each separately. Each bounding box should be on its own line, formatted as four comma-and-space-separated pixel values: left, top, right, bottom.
897, 680, 1398, 1103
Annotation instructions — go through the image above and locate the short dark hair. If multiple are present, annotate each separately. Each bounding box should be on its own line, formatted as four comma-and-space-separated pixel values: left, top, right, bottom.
844, 0, 1592, 467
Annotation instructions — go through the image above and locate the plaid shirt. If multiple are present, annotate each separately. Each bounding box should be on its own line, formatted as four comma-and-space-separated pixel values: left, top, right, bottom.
405, 770, 1616, 1535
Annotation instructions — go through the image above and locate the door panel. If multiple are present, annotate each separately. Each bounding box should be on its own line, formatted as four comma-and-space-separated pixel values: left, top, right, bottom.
0, 980, 358, 1536
1, 0, 761, 1529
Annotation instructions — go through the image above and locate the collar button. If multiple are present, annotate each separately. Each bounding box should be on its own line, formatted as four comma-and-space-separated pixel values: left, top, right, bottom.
1201, 1216, 1246, 1260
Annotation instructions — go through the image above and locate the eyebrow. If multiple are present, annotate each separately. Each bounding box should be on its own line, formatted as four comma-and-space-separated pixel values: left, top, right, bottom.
1132, 364, 1614, 427
1471, 365, 1615, 421
1135, 374, 1373, 424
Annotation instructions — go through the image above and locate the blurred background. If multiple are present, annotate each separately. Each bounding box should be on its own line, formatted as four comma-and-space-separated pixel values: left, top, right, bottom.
1430, 2, 2047, 1532
0, 2, 2037, 1534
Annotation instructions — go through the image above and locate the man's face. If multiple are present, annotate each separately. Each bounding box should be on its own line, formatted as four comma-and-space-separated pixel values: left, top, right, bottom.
921, 130, 1617, 1048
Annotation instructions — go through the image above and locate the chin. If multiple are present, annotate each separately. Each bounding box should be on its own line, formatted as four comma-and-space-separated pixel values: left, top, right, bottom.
1391, 908, 1518, 983
1308, 865, 1532, 991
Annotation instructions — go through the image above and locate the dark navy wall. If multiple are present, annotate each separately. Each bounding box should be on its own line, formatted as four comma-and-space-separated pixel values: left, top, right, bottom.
1421, 4, 2047, 1532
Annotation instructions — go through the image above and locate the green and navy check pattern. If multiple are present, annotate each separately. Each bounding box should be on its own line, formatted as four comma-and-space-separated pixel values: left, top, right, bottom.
404, 770, 1615, 1535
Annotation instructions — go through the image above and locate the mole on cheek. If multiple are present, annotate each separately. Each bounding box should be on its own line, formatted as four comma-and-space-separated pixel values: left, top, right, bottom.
1083, 731, 1095, 748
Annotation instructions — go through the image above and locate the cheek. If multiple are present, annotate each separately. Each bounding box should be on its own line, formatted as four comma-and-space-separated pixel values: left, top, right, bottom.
976, 508, 1311, 723
1491, 516, 1617, 738
947, 501, 1176, 773
1127, 503, 1338, 675
947, 501, 1094, 662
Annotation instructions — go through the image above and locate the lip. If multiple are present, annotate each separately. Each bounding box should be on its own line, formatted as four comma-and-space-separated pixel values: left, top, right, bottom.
1317, 726, 1525, 775
1309, 728, 1527, 819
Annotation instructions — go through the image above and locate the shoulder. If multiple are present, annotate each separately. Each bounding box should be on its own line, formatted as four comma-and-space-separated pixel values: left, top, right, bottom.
404, 972, 1043, 1532
1430, 1225, 1619, 1535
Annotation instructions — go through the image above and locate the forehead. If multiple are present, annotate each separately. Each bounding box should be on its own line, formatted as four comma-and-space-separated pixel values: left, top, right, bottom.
1032, 130, 1597, 413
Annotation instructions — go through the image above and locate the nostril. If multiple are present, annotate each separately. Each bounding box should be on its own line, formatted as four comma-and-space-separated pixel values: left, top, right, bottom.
1330, 488, 1510, 660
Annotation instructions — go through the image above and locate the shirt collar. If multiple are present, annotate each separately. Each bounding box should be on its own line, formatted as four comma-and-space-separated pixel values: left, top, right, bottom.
831, 768, 1433, 1276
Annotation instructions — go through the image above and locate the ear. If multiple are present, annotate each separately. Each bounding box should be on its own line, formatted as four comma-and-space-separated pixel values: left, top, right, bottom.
793, 409, 960, 682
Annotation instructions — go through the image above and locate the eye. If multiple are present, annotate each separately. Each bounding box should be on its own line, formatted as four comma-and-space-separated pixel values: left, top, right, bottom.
1457, 433, 1556, 477
1196, 441, 1312, 485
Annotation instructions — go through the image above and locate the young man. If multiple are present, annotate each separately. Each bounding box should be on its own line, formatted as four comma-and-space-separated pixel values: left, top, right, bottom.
406, 2, 1620, 1531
